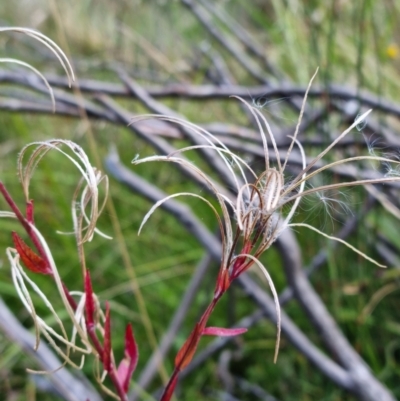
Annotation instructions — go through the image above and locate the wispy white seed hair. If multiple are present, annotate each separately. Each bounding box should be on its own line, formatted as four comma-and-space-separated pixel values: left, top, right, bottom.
0, 27, 75, 84
0, 58, 57, 112
131, 96, 399, 267
131, 71, 400, 362
17, 140, 109, 243
0, 27, 75, 112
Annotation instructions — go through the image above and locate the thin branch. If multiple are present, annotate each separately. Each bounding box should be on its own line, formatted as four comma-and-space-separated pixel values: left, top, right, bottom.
197, 0, 279, 77
0, 93, 392, 150
3, 88, 400, 198
180, 0, 271, 84
3, 70, 400, 119
276, 228, 396, 401
116, 69, 240, 192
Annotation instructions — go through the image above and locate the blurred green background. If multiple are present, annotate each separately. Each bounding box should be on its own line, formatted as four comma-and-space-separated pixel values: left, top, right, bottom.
1, 1, 400, 400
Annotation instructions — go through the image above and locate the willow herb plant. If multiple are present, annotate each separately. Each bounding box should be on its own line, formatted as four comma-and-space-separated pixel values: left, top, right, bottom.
1, 27, 400, 401
131, 70, 400, 400
0, 28, 138, 401
0, 138, 140, 401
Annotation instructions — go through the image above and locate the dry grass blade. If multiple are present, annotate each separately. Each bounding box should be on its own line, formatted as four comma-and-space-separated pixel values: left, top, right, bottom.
0, 27, 75, 85
289, 223, 386, 268
0, 58, 56, 111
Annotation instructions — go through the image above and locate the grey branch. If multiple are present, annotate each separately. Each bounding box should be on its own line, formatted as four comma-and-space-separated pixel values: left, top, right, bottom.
180, 0, 270, 84
276, 228, 396, 401
3, 70, 400, 118
0, 297, 103, 401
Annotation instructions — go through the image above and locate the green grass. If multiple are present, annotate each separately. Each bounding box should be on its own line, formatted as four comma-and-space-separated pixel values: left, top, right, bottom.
1, 1, 400, 400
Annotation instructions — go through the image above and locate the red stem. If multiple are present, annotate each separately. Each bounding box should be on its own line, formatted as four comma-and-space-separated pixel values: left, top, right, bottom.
26, 200, 34, 224
160, 369, 179, 401
1, 182, 128, 401
159, 291, 226, 400
84, 309, 127, 400
159, 251, 251, 400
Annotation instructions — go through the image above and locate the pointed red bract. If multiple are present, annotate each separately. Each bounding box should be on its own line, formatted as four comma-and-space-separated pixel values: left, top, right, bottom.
103, 302, 112, 372
202, 326, 247, 337
116, 323, 139, 392
125, 323, 138, 361
84, 271, 95, 330
174, 323, 203, 370
12, 232, 52, 275
231, 241, 252, 279
215, 268, 231, 297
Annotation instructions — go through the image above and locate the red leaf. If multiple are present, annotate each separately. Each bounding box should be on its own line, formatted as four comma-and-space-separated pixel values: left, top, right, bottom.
84, 271, 95, 330
116, 324, 139, 393
174, 324, 202, 370
103, 302, 112, 372
202, 326, 247, 337
12, 232, 52, 275
125, 324, 137, 358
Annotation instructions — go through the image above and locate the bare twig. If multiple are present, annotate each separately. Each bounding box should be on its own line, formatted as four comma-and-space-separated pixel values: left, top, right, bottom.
117, 69, 240, 192
234, 375, 280, 401
197, 0, 279, 77
3, 70, 400, 119
1, 92, 394, 151
181, 0, 271, 84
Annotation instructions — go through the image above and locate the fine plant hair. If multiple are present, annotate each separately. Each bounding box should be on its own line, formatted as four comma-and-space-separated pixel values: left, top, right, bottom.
301, 179, 354, 230
0, 27, 75, 112
0, 28, 138, 401
130, 69, 400, 399
3, 28, 400, 401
